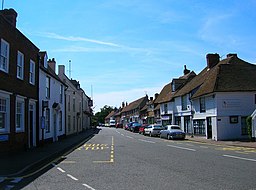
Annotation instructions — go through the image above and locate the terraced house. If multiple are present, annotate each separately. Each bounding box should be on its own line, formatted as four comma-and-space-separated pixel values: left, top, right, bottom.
0, 9, 40, 152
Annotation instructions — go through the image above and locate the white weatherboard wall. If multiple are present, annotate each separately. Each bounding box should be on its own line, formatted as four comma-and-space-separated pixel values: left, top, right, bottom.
39, 69, 65, 141
215, 92, 256, 140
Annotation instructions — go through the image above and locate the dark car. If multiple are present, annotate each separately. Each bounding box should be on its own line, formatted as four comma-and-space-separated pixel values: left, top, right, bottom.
139, 124, 148, 135
116, 123, 123, 128
130, 123, 142, 133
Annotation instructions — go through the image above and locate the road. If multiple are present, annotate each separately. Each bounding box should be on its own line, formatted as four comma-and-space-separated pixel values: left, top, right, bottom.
5, 127, 256, 190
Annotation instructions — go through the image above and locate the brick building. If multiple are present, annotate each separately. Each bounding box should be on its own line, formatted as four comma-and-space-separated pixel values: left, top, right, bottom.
0, 9, 40, 152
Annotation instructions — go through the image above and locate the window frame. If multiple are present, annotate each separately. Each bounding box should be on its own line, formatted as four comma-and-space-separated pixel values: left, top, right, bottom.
45, 108, 50, 133
17, 51, 24, 80
181, 95, 187, 110
29, 60, 35, 85
199, 97, 206, 113
46, 76, 50, 99
15, 97, 25, 132
0, 39, 10, 73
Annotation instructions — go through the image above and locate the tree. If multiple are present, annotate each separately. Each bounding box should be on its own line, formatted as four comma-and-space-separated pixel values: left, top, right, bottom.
92, 105, 114, 126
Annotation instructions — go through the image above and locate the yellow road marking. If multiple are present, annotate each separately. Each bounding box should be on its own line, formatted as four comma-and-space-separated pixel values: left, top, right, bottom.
93, 136, 114, 164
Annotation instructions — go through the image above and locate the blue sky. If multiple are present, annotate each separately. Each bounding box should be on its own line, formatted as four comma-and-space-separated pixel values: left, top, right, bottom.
4, 0, 256, 112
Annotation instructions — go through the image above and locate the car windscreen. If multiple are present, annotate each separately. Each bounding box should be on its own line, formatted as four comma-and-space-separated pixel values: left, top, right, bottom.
171, 126, 181, 130
153, 126, 163, 129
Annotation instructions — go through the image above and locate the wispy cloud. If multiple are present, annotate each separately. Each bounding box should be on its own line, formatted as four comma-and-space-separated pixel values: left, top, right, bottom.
38, 32, 121, 47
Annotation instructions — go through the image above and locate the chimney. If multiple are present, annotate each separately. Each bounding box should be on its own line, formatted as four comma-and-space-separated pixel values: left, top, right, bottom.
58, 65, 65, 76
1, 9, 18, 27
122, 102, 125, 108
227, 53, 237, 58
183, 65, 190, 75
150, 97, 153, 101
155, 93, 159, 100
206, 53, 220, 69
48, 58, 56, 72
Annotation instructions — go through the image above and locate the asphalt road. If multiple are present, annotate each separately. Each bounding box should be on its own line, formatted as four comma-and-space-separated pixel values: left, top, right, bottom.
7, 127, 256, 190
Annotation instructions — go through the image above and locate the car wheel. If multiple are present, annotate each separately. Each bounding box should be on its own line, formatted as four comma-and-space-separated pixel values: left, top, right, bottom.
149, 132, 152, 137
159, 133, 162, 138
167, 134, 170, 140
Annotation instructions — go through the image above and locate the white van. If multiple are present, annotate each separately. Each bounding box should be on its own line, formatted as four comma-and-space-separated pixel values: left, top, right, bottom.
109, 120, 116, 127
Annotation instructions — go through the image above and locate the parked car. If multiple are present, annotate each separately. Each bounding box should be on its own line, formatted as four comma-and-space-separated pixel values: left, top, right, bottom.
139, 124, 148, 135
124, 122, 134, 130
116, 123, 123, 128
130, 123, 142, 133
160, 125, 186, 140
144, 124, 163, 137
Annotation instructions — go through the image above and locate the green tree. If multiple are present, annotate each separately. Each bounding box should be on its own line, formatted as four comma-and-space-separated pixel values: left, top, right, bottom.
246, 116, 252, 140
92, 105, 114, 126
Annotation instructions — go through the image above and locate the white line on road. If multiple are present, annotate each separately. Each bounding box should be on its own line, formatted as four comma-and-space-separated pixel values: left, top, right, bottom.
126, 136, 134, 139
167, 144, 196, 151
138, 139, 156, 144
223, 154, 256, 162
67, 174, 78, 181
83, 183, 96, 190
57, 167, 66, 173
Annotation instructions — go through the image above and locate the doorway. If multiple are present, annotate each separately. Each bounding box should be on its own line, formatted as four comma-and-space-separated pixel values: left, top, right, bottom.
206, 117, 212, 139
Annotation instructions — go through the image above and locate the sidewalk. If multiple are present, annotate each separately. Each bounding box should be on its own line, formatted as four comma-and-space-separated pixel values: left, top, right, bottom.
186, 135, 256, 148
0, 128, 99, 178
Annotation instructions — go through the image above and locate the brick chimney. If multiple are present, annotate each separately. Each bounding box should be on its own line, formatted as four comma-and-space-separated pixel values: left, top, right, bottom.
183, 65, 190, 75
1, 8, 18, 27
58, 65, 65, 76
206, 53, 220, 69
48, 58, 56, 72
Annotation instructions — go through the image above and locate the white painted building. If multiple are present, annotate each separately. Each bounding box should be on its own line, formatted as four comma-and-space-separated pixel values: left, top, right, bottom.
39, 52, 66, 142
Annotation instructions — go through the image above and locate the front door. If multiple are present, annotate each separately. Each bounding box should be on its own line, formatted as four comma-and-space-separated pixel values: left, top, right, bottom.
29, 103, 36, 148
206, 117, 212, 139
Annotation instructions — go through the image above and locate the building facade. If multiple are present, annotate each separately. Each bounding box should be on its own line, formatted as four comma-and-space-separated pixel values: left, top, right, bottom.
0, 9, 40, 151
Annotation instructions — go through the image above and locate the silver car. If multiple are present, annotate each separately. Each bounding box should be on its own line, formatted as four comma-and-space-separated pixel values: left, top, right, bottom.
160, 125, 185, 140
144, 124, 163, 137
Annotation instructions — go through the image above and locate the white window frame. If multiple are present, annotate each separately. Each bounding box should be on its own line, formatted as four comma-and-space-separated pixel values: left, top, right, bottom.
17, 51, 24, 80
16, 97, 25, 132
29, 60, 35, 85
0, 39, 9, 73
46, 76, 50, 99
0, 92, 10, 133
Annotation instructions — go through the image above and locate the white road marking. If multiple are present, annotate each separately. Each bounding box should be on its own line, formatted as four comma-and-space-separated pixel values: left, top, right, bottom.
10, 177, 23, 183
223, 154, 256, 162
126, 136, 134, 139
57, 167, 66, 173
83, 183, 96, 190
138, 139, 156, 144
200, 146, 209, 149
167, 144, 196, 151
67, 174, 78, 181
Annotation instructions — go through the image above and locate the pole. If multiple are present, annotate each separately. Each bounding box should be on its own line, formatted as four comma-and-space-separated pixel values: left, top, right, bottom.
2, 0, 4, 10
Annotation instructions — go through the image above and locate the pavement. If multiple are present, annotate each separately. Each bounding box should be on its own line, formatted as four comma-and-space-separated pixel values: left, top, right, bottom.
0, 128, 100, 178
0, 128, 255, 178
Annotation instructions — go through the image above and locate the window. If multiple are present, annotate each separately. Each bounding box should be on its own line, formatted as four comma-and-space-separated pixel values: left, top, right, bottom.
73, 116, 76, 130
16, 98, 25, 132
17, 51, 24, 79
73, 98, 76, 112
181, 95, 187, 110
46, 77, 50, 99
193, 119, 205, 135
0, 98, 6, 130
45, 108, 50, 132
230, 116, 238, 124
68, 115, 71, 132
59, 111, 62, 131
200, 97, 206, 113
60, 85, 63, 103
29, 60, 35, 85
164, 104, 168, 114
68, 95, 70, 112
0, 39, 9, 73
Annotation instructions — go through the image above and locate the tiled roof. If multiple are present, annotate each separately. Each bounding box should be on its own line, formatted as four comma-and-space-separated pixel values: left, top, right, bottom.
174, 55, 256, 99
121, 96, 148, 113
105, 111, 115, 119
154, 83, 172, 104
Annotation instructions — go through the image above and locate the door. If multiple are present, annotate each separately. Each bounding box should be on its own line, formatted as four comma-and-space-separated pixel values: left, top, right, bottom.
53, 113, 58, 142
206, 117, 212, 139
29, 103, 36, 148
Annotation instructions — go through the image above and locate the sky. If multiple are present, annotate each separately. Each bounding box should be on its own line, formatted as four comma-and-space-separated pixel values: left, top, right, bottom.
3, 0, 256, 112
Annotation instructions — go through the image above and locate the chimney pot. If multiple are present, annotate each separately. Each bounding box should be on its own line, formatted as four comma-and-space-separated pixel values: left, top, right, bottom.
227, 53, 237, 58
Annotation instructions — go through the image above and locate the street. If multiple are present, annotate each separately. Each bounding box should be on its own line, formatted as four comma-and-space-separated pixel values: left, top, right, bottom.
5, 127, 256, 190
